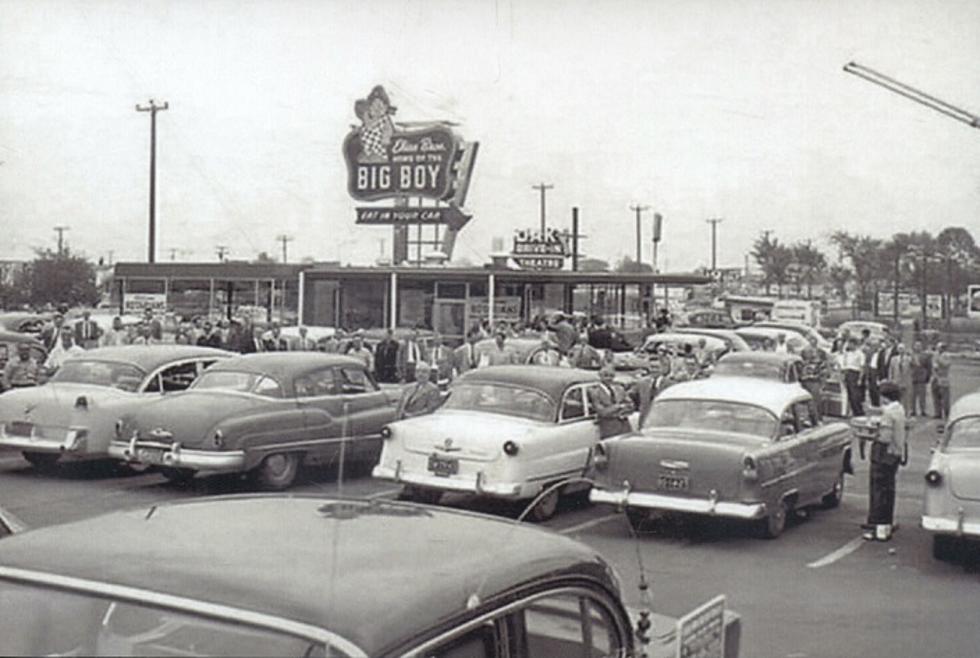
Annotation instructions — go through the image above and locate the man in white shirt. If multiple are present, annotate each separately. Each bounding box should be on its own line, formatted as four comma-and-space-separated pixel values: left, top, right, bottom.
453, 330, 481, 377
296, 326, 317, 351
45, 332, 84, 374
774, 332, 789, 354
101, 317, 129, 347
839, 338, 866, 416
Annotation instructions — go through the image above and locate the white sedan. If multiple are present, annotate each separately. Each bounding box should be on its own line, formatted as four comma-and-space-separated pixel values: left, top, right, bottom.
372, 365, 635, 521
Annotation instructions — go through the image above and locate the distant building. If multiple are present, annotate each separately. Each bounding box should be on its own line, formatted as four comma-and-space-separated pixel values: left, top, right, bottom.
0, 260, 29, 287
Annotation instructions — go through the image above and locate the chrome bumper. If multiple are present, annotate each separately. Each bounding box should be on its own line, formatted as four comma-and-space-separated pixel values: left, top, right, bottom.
372, 462, 523, 497
108, 438, 245, 472
590, 487, 766, 520
0, 427, 87, 454
921, 514, 980, 537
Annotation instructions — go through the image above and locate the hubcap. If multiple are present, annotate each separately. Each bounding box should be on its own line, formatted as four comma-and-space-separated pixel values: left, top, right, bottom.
266, 455, 288, 476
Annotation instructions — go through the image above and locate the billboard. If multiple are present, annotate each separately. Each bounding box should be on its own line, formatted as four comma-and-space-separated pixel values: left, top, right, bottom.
969, 285, 980, 319
511, 228, 569, 271
123, 292, 166, 314
876, 292, 943, 319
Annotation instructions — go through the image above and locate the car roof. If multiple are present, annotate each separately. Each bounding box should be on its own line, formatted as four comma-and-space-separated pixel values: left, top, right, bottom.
718, 351, 802, 365
207, 352, 366, 380
643, 333, 727, 349
950, 392, 980, 423
0, 331, 44, 346
0, 496, 612, 656
655, 376, 807, 415
458, 365, 599, 401
70, 345, 232, 371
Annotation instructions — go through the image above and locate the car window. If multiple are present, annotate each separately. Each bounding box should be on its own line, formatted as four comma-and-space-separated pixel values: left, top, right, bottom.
425, 622, 498, 658
560, 387, 586, 421
444, 384, 556, 423
0, 580, 329, 657
778, 408, 797, 437
51, 360, 146, 392
295, 368, 341, 397
946, 416, 980, 450
159, 362, 201, 392
254, 375, 284, 398
644, 399, 778, 437
516, 593, 623, 658
337, 366, 378, 394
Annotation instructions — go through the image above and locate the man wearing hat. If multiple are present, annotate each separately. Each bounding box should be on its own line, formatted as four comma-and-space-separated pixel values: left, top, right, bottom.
396, 362, 442, 420
589, 365, 634, 439
3, 343, 40, 391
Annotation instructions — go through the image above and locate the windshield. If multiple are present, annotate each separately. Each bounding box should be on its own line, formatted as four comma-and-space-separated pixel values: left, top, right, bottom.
644, 399, 778, 437
0, 579, 341, 657
50, 360, 146, 392
713, 360, 784, 380
443, 383, 556, 422
946, 416, 980, 450
191, 370, 283, 398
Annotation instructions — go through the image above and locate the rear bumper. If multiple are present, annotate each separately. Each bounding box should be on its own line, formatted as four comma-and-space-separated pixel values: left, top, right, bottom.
590, 487, 766, 520
0, 427, 88, 454
372, 462, 524, 498
108, 438, 245, 472
921, 514, 980, 537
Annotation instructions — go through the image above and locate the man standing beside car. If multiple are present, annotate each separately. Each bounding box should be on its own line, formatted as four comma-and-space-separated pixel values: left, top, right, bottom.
3, 344, 40, 391
839, 338, 866, 417
374, 328, 400, 383
589, 365, 634, 439
909, 341, 932, 417
864, 382, 907, 542
396, 362, 442, 419
931, 342, 952, 420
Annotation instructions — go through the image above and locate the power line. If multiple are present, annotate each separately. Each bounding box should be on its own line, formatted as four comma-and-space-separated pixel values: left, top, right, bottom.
276, 234, 294, 263
531, 182, 554, 233
135, 99, 169, 263
53, 225, 70, 256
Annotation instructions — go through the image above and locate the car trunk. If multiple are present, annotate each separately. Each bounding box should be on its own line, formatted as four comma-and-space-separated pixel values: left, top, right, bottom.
130, 391, 264, 448
948, 452, 980, 502
603, 428, 765, 501
399, 410, 541, 463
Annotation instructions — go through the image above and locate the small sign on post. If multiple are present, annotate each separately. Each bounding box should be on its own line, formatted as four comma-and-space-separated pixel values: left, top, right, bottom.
676, 594, 726, 658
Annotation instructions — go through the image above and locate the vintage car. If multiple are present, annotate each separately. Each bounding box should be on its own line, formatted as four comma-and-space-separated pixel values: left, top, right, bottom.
922, 392, 980, 560
0, 345, 231, 469
590, 377, 853, 538
0, 330, 47, 387
0, 312, 49, 335
679, 309, 736, 329
712, 351, 804, 384
639, 332, 730, 360
667, 328, 751, 353
753, 321, 832, 352
836, 320, 890, 342
373, 366, 639, 521
0, 494, 741, 657
109, 353, 400, 489
734, 326, 807, 353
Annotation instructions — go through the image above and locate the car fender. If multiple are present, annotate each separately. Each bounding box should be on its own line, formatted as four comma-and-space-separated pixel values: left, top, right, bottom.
211, 408, 309, 469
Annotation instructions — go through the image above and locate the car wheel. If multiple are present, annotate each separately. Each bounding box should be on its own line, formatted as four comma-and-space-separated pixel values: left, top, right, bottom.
821, 472, 845, 509
759, 500, 788, 539
526, 487, 561, 523
159, 467, 196, 485
399, 486, 443, 505
932, 535, 959, 562
253, 453, 300, 491
625, 506, 650, 533
22, 451, 59, 471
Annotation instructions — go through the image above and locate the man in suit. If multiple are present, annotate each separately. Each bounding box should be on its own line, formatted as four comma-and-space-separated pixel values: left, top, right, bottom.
453, 329, 481, 377
374, 328, 400, 383
263, 322, 290, 351
589, 365, 634, 438
41, 313, 67, 351
73, 310, 103, 349
398, 327, 428, 383
295, 326, 318, 351
142, 308, 163, 341
551, 313, 577, 355
396, 362, 443, 419
427, 334, 454, 389
241, 325, 265, 354
588, 316, 613, 350
196, 321, 223, 348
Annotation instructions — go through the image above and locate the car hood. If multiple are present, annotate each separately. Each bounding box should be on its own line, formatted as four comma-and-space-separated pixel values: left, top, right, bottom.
393, 409, 546, 461
0, 383, 137, 427
123, 390, 271, 446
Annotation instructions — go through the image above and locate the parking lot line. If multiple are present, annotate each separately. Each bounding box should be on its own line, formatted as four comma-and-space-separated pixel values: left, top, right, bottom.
807, 535, 865, 569
559, 513, 622, 536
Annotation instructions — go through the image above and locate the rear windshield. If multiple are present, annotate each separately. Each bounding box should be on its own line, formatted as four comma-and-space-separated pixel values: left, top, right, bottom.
50, 360, 146, 392
0, 578, 342, 656
644, 399, 777, 437
946, 416, 980, 450
713, 360, 784, 380
192, 371, 283, 398
443, 383, 556, 422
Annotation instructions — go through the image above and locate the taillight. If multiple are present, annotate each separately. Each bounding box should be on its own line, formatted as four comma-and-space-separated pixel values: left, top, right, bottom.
380, 426, 392, 440
592, 443, 609, 470
925, 470, 942, 486
114, 419, 124, 438
212, 429, 224, 449
503, 440, 519, 456
742, 455, 758, 481
75, 395, 88, 410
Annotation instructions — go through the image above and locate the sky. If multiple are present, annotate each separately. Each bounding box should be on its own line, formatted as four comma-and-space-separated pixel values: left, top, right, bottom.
1, 0, 978, 272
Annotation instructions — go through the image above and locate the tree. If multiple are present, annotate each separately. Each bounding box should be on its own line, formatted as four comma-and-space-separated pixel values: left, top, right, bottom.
791, 240, 828, 298
25, 248, 98, 308
830, 231, 882, 308
578, 258, 609, 272
751, 233, 793, 296
614, 256, 653, 273
253, 251, 277, 264
828, 265, 852, 301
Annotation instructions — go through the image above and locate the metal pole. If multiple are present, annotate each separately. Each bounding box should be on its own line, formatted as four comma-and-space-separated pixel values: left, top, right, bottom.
630, 205, 649, 266
136, 100, 168, 264
921, 254, 928, 330
893, 252, 900, 326
532, 183, 554, 233
706, 218, 723, 271
571, 207, 579, 272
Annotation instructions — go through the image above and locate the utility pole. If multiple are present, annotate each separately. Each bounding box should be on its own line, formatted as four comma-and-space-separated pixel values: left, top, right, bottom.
565, 206, 588, 272
531, 182, 554, 233
651, 212, 663, 274
136, 98, 169, 263
276, 234, 294, 263
630, 204, 650, 266
706, 218, 724, 271
53, 225, 70, 257
215, 245, 229, 262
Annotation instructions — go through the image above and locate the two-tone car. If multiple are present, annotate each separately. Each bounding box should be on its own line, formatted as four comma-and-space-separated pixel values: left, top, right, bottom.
0, 494, 741, 657
590, 377, 852, 538
109, 353, 400, 489
711, 351, 804, 384
0, 345, 231, 469
373, 365, 637, 521
922, 391, 980, 560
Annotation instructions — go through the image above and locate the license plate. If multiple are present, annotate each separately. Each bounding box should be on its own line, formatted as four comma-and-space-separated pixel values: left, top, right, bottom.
138, 448, 165, 465
7, 421, 33, 438
658, 474, 689, 491
427, 454, 458, 477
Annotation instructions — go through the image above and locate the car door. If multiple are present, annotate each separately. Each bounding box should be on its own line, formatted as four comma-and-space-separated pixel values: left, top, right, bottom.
334, 364, 397, 438
789, 399, 825, 502
548, 384, 601, 480
769, 404, 813, 504
796, 398, 847, 499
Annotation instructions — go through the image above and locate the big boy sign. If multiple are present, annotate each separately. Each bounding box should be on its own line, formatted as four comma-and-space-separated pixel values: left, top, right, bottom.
343, 85, 461, 202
